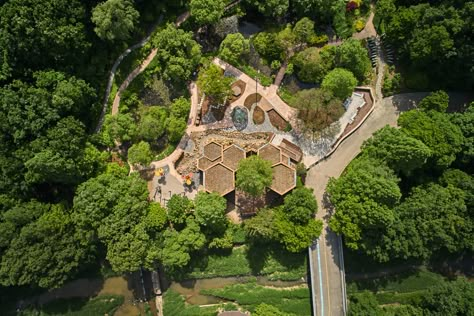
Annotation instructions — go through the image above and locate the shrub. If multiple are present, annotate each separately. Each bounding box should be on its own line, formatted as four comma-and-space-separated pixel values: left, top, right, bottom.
355, 19, 365, 32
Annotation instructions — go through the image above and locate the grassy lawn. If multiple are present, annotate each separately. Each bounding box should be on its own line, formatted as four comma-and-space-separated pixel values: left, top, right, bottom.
18, 295, 124, 316
202, 282, 311, 315
185, 245, 307, 281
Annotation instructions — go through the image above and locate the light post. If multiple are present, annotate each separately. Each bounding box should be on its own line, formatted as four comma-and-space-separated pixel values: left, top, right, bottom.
255, 69, 260, 106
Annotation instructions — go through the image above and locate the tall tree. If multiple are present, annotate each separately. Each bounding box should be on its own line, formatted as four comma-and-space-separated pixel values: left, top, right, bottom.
246, 0, 289, 17
418, 90, 449, 113
321, 68, 357, 100
293, 17, 316, 45
236, 156, 273, 197
293, 46, 336, 83
128, 141, 153, 167
336, 39, 371, 82
194, 192, 228, 233
282, 187, 318, 224
137, 106, 168, 141
92, 0, 140, 41
0, 204, 90, 288
190, 0, 226, 25
348, 291, 383, 316
166, 194, 194, 226
399, 110, 464, 169
152, 24, 201, 81
197, 64, 233, 104
361, 126, 431, 176
218, 33, 250, 66
420, 278, 474, 315
72, 173, 149, 271
0, 0, 89, 80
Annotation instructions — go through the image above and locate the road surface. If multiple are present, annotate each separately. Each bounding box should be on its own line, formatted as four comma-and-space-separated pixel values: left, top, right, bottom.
306, 90, 429, 315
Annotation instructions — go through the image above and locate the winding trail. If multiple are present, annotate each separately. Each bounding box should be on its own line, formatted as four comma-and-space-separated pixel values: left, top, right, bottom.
95, 15, 163, 132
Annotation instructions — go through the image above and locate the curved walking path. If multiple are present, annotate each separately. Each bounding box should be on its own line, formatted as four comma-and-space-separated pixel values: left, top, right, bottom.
95, 15, 163, 132
305, 92, 423, 316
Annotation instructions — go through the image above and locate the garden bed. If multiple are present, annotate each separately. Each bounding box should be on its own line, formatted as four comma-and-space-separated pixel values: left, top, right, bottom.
268, 109, 288, 131
253, 105, 265, 125
244, 93, 262, 109
229, 80, 247, 103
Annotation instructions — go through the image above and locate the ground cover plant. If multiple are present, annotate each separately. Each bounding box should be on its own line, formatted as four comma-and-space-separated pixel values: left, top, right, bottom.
162, 290, 218, 316
347, 275, 474, 315
17, 295, 124, 316
202, 281, 311, 315
185, 245, 307, 281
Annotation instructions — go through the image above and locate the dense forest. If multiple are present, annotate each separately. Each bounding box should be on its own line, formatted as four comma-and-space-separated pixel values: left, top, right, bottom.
375, 0, 473, 90
0, 0, 472, 314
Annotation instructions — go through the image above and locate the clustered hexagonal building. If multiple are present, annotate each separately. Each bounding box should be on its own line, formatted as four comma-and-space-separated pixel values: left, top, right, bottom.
197, 140, 302, 196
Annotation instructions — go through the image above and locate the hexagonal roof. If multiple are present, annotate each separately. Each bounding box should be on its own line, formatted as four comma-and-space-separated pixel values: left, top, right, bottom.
258, 143, 281, 166
222, 144, 246, 171
204, 163, 235, 196
204, 141, 223, 161
270, 163, 296, 195
198, 156, 221, 171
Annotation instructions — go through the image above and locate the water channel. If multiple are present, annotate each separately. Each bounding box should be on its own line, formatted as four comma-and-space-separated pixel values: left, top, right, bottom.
169, 276, 307, 305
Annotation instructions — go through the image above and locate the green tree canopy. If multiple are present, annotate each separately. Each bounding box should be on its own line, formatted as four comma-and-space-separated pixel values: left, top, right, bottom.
348, 291, 383, 316
91, 0, 139, 41
194, 192, 228, 234
145, 202, 168, 232
293, 17, 316, 44
399, 110, 464, 169
102, 113, 137, 146
391, 183, 471, 259
128, 141, 153, 167
152, 24, 202, 81
137, 106, 168, 141
274, 209, 323, 252
321, 68, 357, 100
420, 278, 474, 315
161, 218, 206, 270
0, 0, 89, 80
190, 0, 226, 25
166, 116, 187, 143
244, 208, 277, 241
282, 187, 318, 224
254, 303, 289, 316
236, 156, 273, 197
197, 64, 233, 104
72, 173, 149, 271
0, 204, 89, 288
170, 97, 191, 120
166, 194, 194, 226
451, 103, 474, 167
246, 0, 289, 17
218, 33, 250, 66
252, 31, 285, 62
418, 90, 449, 113
336, 39, 371, 82
293, 46, 336, 83
361, 126, 432, 176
